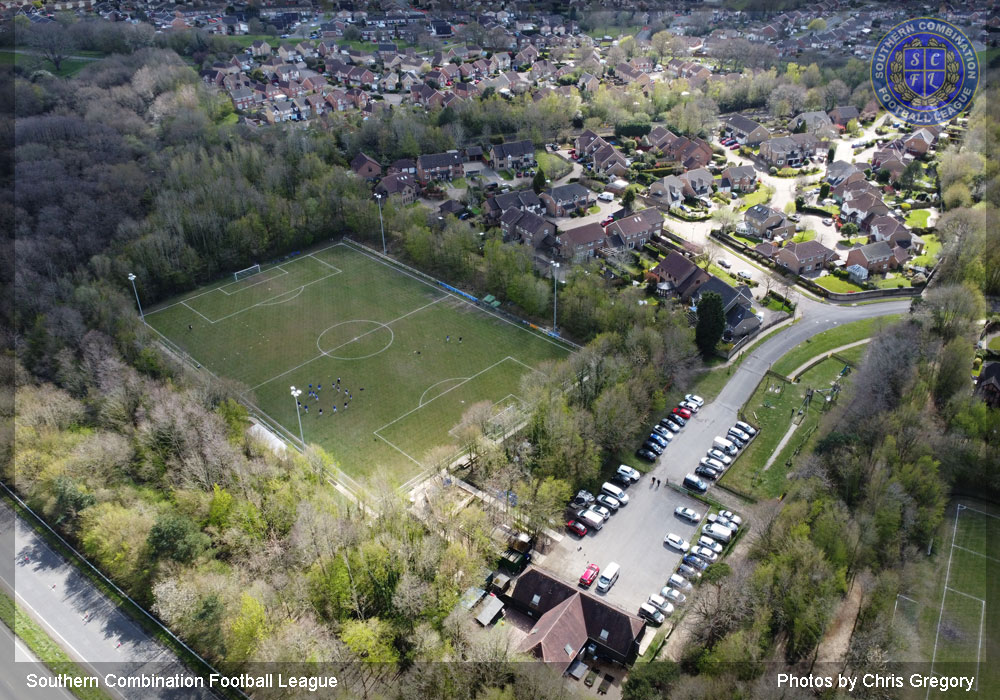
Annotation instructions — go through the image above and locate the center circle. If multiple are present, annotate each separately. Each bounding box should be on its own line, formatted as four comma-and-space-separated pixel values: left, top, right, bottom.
316, 320, 394, 360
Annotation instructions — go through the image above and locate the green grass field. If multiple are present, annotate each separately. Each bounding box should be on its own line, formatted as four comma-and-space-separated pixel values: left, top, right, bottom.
911, 233, 942, 267
771, 315, 902, 378
905, 208, 931, 228
146, 242, 572, 487
893, 501, 999, 698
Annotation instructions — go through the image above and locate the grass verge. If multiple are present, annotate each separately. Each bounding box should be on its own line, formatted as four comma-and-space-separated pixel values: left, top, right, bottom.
771, 314, 903, 378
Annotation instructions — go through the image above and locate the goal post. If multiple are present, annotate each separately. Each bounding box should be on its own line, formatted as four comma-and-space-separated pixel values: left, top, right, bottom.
234, 264, 261, 282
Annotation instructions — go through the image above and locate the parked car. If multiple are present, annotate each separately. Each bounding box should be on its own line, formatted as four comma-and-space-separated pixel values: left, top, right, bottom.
729, 427, 751, 442
683, 474, 708, 493
726, 433, 746, 449
701, 456, 727, 472
788, 213, 800, 222
566, 520, 588, 536
698, 536, 723, 554
589, 504, 612, 521
677, 563, 703, 579
695, 465, 721, 481
595, 494, 621, 511
707, 513, 738, 531
579, 563, 600, 587
675, 506, 702, 523
636, 448, 658, 461
737, 270, 753, 280
660, 587, 686, 605
679, 400, 700, 414
719, 510, 743, 526
648, 433, 669, 448
660, 418, 682, 432
642, 440, 664, 455
601, 482, 629, 504
717, 259, 732, 269
685, 394, 705, 407
647, 594, 674, 616
691, 545, 719, 563
652, 425, 674, 440
664, 533, 690, 552
571, 490, 595, 507
729, 143, 740, 150
638, 602, 665, 625
667, 573, 692, 591
598, 192, 615, 202
596, 562, 620, 592
734, 421, 757, 436
600, 216, 615, 226
616, 464, 641, 483
706, 449, 732, 465
823, 217, 834, 226
683, 553, 710, 571
672, 407, 692, 420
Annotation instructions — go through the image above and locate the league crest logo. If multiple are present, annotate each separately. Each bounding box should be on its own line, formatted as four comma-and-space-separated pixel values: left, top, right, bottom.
871, 18, 978, 125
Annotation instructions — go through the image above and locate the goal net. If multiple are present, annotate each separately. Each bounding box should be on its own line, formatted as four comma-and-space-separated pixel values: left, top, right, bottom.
234, 264, 261, 282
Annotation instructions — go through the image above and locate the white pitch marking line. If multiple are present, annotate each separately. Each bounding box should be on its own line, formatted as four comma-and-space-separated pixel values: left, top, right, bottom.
944, 586, 986, 604
927, 504, 963, 697
372, 433, 424, 467
975, 596, 985, 692
953, 544, 1000, 565
308, 253, 343, 273
959, 505, 1000, 521
181, 301, 212, 323
419, 377, 469, 407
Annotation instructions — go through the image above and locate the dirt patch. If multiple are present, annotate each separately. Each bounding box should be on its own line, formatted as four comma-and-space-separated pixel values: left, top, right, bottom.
814, 577, 864, 663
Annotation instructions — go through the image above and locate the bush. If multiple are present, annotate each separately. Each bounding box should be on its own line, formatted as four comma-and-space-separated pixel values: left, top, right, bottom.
769, 166, 778, 175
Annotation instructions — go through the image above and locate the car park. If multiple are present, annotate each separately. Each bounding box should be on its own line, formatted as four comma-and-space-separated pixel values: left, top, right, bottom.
596, 562, 620, 592
642, 440, 663, 455
701, 456, 727, 472
695, 465, 721, 481
616, 464, 641, 483
635, 448, 658, 461
638, 602, 665, 625
664, 533, 690, 552
691, 545, 718, 563
647, 594, 674, 616
567, 520, 588, 536
719, 510, 743, 526
660, 587, 686, 605
677, 562, 703, 579
698, 536, 723, 554
675, 506, 701, 523
667, 573, 692, 591
685, 394, 705, 407
734, 421, 757, 436
660, 418, 682, 432
683, 553, 709, 571
595, 494, 620, 511
706, 449, 732, 466
682, 474, 708, 493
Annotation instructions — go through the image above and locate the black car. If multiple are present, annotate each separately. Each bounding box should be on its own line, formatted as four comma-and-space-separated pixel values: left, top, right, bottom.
636, 448, 658, 461
695, 465, 721, 481
643, 440, 664, 455
659, 419, 681, 433
683, 554, 709, 571
669, 414, 687, 427
677, 563, 702, 580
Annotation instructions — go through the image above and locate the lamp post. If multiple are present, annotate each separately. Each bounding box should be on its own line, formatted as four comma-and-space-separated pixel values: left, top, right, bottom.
550, 261, 560, 333
374, 193, 386, 255
290, 386, 304, 446
127, 273, 144, 321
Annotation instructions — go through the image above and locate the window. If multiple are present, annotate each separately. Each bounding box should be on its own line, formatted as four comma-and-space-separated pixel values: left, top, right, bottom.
599, 629, 609, 641
530, 594, 541, 608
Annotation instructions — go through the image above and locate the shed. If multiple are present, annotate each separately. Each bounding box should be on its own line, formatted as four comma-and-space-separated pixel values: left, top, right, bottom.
475, 594, 505, 626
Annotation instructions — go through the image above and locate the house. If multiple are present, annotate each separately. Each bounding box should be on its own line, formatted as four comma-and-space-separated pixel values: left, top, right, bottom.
869, 216, 924, 254
775, 240, 837, 275
230, 87, 255, 111
744, 204, 795, 240
643, 126, 679, 152
974, 362, 1000, 408
719, 166, 757, 194
721, 114, 770, 146
416, 152, 464, 182
845, 241, 897, 273
373, 174, 417, 205
347, 65, 376, 88
540, 183, 591, 217
903, 128, 938, 156
250, 40, 272, 58
679, 168, 713, 198
759, 133, 819, 168
828, 105, 859, 127
825, 160, 864, 188
410, 83, 445, 108
650, 175, 686, 206
501, 208, 557, 247
692, 277, 760, 338
754, 241, 779, 259
604, 209, 662, 250
793, 110, 833, 132
650, 252, 711, 301
484, 189, 544, 222
664, 136, 714, 171
555, 222, 607, 262
591, 144, 629, 177
574, 130, 605, 157
577, 72, 599, 92
490, 140, 536, 170
387, 158, 417, 175
505, 567, 645, 673
840, 192, 890, 230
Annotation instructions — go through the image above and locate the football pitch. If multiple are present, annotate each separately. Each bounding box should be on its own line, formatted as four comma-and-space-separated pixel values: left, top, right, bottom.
145, 242, 572, 488
893, 501, 999, 698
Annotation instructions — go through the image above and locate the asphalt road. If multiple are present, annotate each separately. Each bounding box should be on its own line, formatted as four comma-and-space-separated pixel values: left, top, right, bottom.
0, 502, 215, 700
0, 621, 77, 700
648, 298, 911, 489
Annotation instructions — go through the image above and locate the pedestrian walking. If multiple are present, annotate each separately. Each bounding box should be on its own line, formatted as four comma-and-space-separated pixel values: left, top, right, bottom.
344, 402, 348, 410
458, 337, 462, 343
446, 335, 450, 342
304, 405, 309, 413
333, 405, 337, 414
319, 409, 323, 416
188, 324, 193, 331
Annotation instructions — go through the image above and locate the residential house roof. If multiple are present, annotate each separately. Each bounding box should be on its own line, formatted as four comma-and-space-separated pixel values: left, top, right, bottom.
855, 241, 893, 261
560, 222, 607, 247
350, 152, 380, 174
605, 209, 661, 238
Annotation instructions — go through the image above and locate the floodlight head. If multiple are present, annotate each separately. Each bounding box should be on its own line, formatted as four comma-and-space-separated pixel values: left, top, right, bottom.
128, 273, 136, 281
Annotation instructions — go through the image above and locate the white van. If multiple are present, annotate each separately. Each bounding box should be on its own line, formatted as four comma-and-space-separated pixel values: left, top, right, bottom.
598, 192, 614, 202
597, 562, 620, 592
601, 482, 629, 504
703, 523, 732, 543
712, 436, 737, 456
578, 509, 604, 531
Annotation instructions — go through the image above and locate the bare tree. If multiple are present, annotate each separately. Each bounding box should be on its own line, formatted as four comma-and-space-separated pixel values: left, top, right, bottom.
26, 20, 76, 72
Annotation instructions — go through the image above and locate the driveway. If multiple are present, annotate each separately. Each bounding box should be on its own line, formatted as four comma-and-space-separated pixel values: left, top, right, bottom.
536, 480, 707, 616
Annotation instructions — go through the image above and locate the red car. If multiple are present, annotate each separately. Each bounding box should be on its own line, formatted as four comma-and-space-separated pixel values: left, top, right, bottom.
729, 143, 740, 150
672, 406, 692, 419
567, 520, 588, 537
579, 563, 600, 587
600, 216, 614, 227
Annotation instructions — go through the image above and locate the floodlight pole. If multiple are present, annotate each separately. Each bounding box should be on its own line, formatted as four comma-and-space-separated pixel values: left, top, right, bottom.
375, 193, 386, 255
290, 386, 304, 446
127, 273, 144, 321
551, 261, 560, 333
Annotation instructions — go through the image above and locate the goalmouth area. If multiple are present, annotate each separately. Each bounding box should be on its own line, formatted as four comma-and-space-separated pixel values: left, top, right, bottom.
144, 241, 573, 489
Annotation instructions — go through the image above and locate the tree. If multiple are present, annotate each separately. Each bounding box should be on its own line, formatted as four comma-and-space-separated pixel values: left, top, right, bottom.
712, 206, 739, 234
819, 182, 830, 200
807, 18, 828, 31
921, 283, 986, 340
532, 167, 546, 194
695, 292, 725, 356
622, 186, 636, 210
840, 222, 858, 237
148, 512, 209, 563
27, 20, 75, 72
